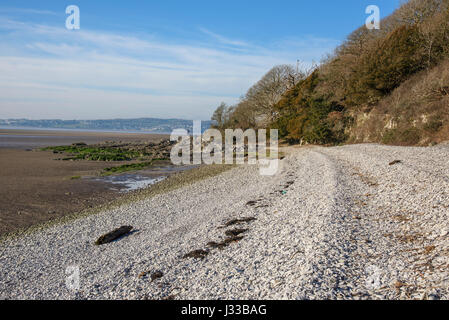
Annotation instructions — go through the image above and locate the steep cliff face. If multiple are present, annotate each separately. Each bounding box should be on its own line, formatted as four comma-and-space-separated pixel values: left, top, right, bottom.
347, 59, 449, 146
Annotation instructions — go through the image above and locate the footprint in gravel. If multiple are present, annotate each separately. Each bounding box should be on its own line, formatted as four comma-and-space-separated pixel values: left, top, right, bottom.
219, 217, 256, 228
138, 270, 164, 282
207, 241, 228, 249
225, 228, 248, 237
183, 249, 209, 259
284, 181, 294, 188
207, 235, 245, 250
247, 198, 271, 208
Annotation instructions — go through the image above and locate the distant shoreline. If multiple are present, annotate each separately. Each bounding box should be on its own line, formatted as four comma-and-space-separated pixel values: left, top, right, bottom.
0, 127, 170, 150
0, 125, 174, 135
0, 117, 212, 136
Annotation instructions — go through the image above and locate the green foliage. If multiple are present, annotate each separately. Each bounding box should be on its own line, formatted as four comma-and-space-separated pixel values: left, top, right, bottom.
271, 11, 446, 145
43, 145, 145, 161
343, 25, 425, 107
101, 159, 168, 176
273, 72, 348, 145
102, 162, 153, 175
382, 127, 422, 145
366, 26, 423, 94
423, 117, 443, 133
210, 1, 449, 146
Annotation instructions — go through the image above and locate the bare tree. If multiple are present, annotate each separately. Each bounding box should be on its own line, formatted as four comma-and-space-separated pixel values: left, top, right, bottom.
211, 102, 228, 128
241, 64, 305, 127
396, 0, 444, 25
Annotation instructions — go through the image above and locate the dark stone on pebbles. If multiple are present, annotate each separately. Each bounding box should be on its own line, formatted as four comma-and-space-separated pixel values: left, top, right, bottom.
207, 241, 228, 249
389, 160, 402, 166
138, 270, 163, 281
224, 235, 244, 244
207, 235, 245, 250
183, 249, 209, 259
222, 217, 256, 227
95, 225, 133, 245
225, 228, 248, 237
150, 271, 164, 281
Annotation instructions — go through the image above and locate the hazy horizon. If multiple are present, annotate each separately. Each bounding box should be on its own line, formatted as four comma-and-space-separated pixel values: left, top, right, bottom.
0, 116, 212, 121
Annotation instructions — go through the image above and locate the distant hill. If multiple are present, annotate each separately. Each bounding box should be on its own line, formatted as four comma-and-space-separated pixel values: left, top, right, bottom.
0, 118, 211, 134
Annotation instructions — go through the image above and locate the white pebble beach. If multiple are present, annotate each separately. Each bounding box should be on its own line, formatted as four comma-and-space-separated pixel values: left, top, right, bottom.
1, 143, 448, 300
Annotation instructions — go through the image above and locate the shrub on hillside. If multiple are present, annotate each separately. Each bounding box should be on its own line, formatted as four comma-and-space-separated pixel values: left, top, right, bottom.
348, 25, 424, 106
211, 0, 449, 146
382, 127, 422, 145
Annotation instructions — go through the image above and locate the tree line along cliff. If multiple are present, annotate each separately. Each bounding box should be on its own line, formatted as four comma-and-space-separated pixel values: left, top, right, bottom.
211, 0, 449, 146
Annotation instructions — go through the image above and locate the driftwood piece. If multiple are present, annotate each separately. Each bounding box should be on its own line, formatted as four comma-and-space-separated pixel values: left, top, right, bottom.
95, 225, 133, 245
389, 160, 402, 166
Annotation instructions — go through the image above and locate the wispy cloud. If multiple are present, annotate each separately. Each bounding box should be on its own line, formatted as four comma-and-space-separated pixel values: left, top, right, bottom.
199, 28, 250, 48
0, 7, 58, 16
0, 15, 338, 120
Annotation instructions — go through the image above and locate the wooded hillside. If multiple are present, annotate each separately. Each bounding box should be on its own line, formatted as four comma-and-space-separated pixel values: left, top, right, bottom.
212, 0, 449, 146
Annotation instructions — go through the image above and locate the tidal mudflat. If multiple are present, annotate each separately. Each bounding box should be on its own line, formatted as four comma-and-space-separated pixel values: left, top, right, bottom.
0, 129, 191, 235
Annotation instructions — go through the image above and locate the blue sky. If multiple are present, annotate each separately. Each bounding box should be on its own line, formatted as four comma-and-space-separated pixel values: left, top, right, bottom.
0, 0, 401, 120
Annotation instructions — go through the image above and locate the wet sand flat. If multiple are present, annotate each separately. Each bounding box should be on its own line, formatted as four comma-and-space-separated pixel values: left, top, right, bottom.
0, 128, 169, 149
0, 129, 169, 235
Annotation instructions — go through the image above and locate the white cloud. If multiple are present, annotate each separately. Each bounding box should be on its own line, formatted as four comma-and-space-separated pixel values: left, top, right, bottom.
0, 8, 58, 16
199, 28, 250, 48
0, 17, 338, 120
